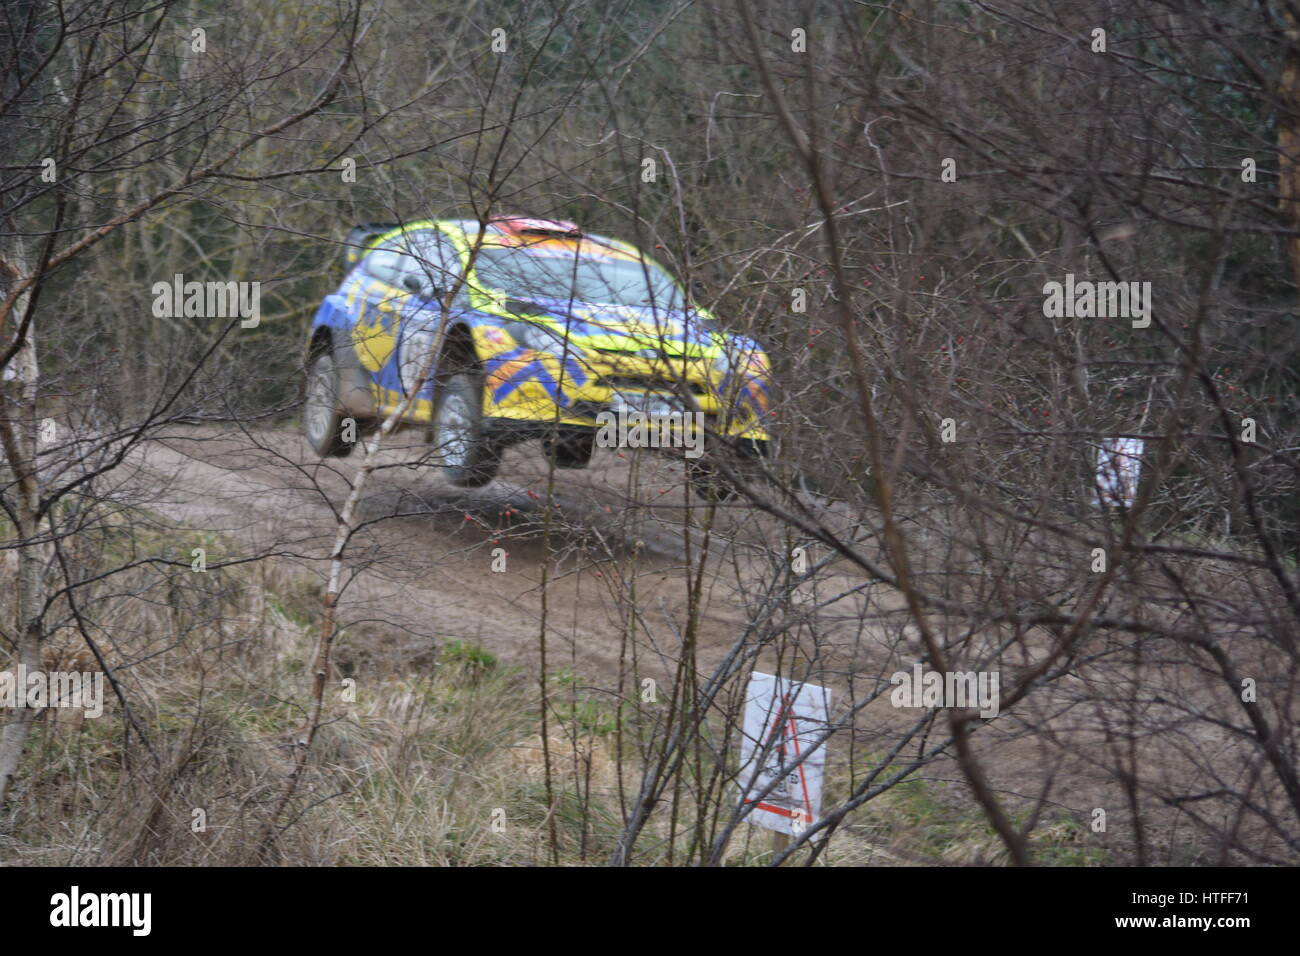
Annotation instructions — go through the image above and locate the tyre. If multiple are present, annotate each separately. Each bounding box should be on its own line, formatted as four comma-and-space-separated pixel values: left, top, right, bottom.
304, 349, 357, 457
686, 437, 767, 502
543, 426, 595, 469
433, 370, 502, 488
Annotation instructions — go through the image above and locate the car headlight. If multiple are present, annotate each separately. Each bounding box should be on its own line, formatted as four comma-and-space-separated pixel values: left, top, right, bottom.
711, 335, 768, 391
503, 318, 580, 357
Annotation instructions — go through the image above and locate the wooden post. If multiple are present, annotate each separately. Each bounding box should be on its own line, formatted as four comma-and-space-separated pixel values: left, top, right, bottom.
772, 829, 789, 862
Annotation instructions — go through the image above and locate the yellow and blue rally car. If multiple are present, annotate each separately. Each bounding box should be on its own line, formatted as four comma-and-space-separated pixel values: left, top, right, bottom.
303, 216, 771, 490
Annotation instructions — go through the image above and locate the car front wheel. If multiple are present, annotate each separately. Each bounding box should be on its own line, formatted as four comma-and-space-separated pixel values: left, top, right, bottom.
433, 371, 503, 487
304, 349, 356, 457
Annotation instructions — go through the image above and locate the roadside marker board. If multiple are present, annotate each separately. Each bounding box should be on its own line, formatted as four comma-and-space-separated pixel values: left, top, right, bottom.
1094, 436, 1144, 509
738, 672, 832, 836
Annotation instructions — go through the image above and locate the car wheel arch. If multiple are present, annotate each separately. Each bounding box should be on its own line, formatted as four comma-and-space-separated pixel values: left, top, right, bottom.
309, 325, 334, 359
440, 322, 481, 372
308, 324, 377, 421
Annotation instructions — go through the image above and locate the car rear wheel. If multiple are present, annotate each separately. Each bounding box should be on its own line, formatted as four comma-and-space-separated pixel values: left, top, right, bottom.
543, 426, 595, 469
433, 371, 503, 488
686, 437, 767, 502
304, 349, 356, 457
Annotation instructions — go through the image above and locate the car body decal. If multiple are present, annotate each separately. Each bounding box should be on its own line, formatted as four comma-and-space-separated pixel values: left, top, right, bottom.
486, 347, 587, 408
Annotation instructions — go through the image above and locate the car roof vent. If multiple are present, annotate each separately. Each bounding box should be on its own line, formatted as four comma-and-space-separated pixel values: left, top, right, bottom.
490, 216, 583, 239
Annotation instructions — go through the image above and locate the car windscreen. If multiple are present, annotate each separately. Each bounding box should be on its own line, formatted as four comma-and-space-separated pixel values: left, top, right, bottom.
471, 246, 683, 309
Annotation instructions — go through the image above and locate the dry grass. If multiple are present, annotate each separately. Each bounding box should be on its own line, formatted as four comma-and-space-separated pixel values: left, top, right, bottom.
0, 515, 563, 865
0, 515, 732, 864
0, 513, 1121, 866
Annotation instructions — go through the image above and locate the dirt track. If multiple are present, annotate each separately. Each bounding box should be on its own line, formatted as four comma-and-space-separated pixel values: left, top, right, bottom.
125, 423, 860, 683
117, 423, 1271, 862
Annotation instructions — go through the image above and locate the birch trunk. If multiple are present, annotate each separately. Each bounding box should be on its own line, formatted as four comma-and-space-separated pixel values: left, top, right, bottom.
0, 241, 47, 809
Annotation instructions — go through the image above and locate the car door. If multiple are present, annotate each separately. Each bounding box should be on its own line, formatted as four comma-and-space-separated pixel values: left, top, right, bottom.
394, 228, 464, 403
349, 243, 407, 394
348, 229, 462, 417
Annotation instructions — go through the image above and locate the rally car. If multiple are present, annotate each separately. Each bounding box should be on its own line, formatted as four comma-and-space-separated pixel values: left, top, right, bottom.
302, 215, 771, 494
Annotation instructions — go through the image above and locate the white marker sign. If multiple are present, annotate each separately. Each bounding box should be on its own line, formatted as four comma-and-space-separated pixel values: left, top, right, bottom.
1094, 436, 1144, 509
738, 672, 832, 835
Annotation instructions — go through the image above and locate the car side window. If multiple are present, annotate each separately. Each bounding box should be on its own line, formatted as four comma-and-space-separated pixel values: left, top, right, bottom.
364, 230, 466, 304
406, 229, 467, 302
364, 244, 406, 287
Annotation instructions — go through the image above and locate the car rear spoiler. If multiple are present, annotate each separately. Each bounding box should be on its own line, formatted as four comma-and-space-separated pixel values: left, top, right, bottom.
342, 223, 401, 271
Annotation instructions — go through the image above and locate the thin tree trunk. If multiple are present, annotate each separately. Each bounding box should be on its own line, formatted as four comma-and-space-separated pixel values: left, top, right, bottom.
0, 242, 46, 809
1279, 9, 1300, 285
